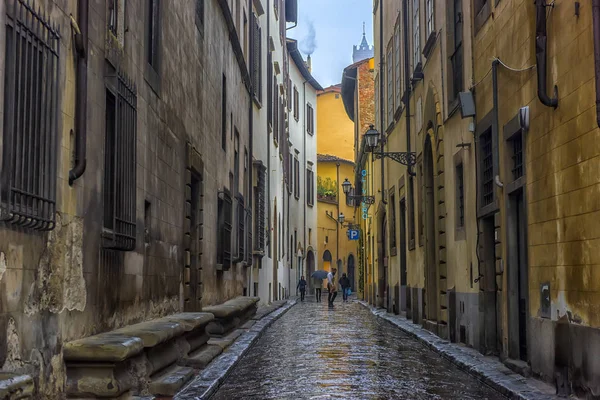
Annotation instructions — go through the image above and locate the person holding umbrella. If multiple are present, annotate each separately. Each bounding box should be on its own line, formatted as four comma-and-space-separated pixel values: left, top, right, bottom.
310, 269, 329, 303
297, 276, 307, 301
327, 267, 337, 307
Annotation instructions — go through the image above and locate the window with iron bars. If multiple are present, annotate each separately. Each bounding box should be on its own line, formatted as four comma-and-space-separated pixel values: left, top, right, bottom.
511, 133, 523, 181
450, 0, 463, 102
456, 163, 465, 227
103, 72, 137, 251
217, 189, 233, 269
480, 129, 494, 207
253, 162, 267, 252
1, 0, 60, 230
236, 194, 245, 262
251, 13, 261, 102
108, 0, 118, 35
387, 42, 394, 126
306, 169, 314, 206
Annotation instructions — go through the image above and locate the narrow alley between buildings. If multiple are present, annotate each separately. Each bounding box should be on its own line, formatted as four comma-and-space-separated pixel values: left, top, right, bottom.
210, 300, 504, 400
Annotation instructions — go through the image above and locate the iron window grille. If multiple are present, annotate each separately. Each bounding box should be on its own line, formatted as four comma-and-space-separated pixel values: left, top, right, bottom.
408, 175, 416, 246
481, 129, 494, 206
456, 163, 465, 227
217, 189, 233, 269
511, 133, 523, 180
103, 72, 137, 251
251, 13, 261, 102
237, 194, 245, 261
389, 192, 397, 250
108, 0, 118, 35
253, 162, 267, 252
2, 0, 60, 230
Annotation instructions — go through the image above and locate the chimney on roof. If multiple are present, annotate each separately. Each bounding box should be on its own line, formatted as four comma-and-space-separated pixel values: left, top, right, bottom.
307, 55, 312, 74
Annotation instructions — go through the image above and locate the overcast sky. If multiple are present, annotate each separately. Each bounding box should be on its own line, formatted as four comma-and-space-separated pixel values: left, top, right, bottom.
288, 0, 374, 88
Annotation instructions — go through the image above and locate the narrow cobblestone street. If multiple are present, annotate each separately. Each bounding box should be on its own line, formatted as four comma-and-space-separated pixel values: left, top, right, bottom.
211, 299, 505, 399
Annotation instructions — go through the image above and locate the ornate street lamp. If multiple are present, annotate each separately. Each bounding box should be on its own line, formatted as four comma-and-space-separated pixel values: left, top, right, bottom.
366, 124, 416, 166
341, 178, 375, 205
338, 213, 345, 224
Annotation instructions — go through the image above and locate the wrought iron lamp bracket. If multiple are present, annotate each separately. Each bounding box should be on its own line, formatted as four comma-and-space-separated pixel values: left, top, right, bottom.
372, 151, 417, 166
348, 195, 375, 205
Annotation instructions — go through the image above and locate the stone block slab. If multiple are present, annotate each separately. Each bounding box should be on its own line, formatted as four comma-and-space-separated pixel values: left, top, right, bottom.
161, 312, 214, 332
207, 329, 244, 351
149, 365, 194, 397
113, 320, 185, 348
63, 333, 144, 362
180, 345, 223, 369
0, 373, 34, 399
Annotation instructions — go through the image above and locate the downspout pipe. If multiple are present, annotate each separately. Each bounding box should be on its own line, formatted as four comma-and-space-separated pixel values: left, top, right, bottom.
336, 162, 340, 267
492, 60, 501, 184
535, 0, 558, 108
379, 1, 386, 202
69, 0, 89, 185
302, 80, 307, 281
403, 0, 416, 177
593, 0, 600, 127
248, 0, 254, 287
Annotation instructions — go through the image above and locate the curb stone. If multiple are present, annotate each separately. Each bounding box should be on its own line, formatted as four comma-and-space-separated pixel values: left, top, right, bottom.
174, 299, 297, 400
358, 301, 559, 400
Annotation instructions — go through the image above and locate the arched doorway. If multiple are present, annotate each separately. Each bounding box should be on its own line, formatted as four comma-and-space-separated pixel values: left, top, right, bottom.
306, 250, 315, 292
424, 133, 438, 322
322, 250, 332, 270
347, 254, 355, 291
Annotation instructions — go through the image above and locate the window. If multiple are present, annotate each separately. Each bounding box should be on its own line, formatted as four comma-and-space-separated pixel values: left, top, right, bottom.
1, 1, 60, 230
307, 169, 315, 206
294, 158, 300, 199
511, 133, 523, 180
103, 73, 138, 251
222, 75, 227, 151
390, 191, 397, 253
450, 0, 463, 102
251, 13, 262, 101
413, 0, 420, 68
217, 189, 233, 268
108, 0, 118, 35
288, 153, 293, 195
273, 77, 279, 142
475, 0, 488, 15
287, 78, 292, 109
418, 161, 424, 246
195, 0, 204, 31
307, 104, 314, 135
267, 53, 273, 128
456, 163, 465, 228
243, 12, 248, 60
233, 132, 240, 259
346, 187, 355, 207
147, 0, 160, 69
253, 162, 267, 251
387, 41, 394, 127
374, 76, 380, 131
293, 86, 299, 120
426, 0, 434, 36
474, 0, 491, 34
394, 19, 402, 111
237, 194, 245, 261
480, 128, 494, 207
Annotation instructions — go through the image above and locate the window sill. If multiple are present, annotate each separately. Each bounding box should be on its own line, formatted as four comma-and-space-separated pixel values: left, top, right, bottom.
422, 31, 437, 59
144, 63, 161, 96
253, 97, 263, 109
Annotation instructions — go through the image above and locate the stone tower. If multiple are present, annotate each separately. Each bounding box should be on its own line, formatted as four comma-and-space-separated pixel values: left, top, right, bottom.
352, 22, 374, 63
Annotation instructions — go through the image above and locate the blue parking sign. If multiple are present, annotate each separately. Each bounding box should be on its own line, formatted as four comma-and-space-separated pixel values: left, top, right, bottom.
348, 229, 360, 241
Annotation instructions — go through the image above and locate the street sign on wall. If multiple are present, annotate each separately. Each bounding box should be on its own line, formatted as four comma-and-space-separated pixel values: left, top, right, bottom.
348, 229, 360, 241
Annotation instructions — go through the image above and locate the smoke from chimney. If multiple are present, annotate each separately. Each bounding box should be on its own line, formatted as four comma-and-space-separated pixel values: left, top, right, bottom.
299, 20, 317, 55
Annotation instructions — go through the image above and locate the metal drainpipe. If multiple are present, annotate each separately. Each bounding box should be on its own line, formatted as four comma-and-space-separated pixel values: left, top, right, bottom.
302, 80, 307, 280
336, 162, 340, 268
535, 0, 558, 108
248, 0, 254, 295
403, 0, 415, 177
266, 0, 271, 271
593, 0, 600, 127
69, 0, 89, 185
379, 1, 386, 202
492, 60, 501, 184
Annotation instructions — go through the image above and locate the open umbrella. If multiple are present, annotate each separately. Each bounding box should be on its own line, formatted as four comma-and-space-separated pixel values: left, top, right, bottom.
311, 270, 329, 280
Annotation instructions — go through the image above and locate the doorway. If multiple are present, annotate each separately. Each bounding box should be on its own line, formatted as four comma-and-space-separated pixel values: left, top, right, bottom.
347, 254, 355, 291
508, 190, 528, 361
423, 135, 438, 322
480, 215, 500, 355
378, 217, 388, 309
184, 171, 203, 311
399, 198, 407, 312
273, 206, 278, 301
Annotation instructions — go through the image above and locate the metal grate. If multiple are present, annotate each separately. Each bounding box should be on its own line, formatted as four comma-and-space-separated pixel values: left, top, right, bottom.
217, 189, 232, 268
481, 129, 494, 206
237, 194, 245, 260
512, 133, 523, 180
254, 162, 266, 251
103, 72, 137, 251
2, 0, 60, 230
456, 163, 464, 227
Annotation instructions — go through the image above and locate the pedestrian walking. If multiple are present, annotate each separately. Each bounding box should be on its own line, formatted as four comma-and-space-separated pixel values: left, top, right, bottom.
339, 273, 350, 302
297, 276, 307, 302
314, 277, 323, 302
327, 268, 337, 307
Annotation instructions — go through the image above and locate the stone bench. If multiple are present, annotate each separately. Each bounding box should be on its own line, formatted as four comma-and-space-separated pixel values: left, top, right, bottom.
63, 312, 214, 398
203, 296, 260, 337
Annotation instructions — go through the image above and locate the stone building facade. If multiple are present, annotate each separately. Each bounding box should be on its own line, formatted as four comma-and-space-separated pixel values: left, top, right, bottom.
366, 0, 600, 396
0, 0, 263, 396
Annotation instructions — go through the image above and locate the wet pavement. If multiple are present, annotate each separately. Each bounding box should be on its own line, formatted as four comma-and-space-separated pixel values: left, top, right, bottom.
211, 298, 506, 399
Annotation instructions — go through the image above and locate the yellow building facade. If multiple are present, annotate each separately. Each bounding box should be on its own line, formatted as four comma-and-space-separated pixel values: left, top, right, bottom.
316, 86, 359, 291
